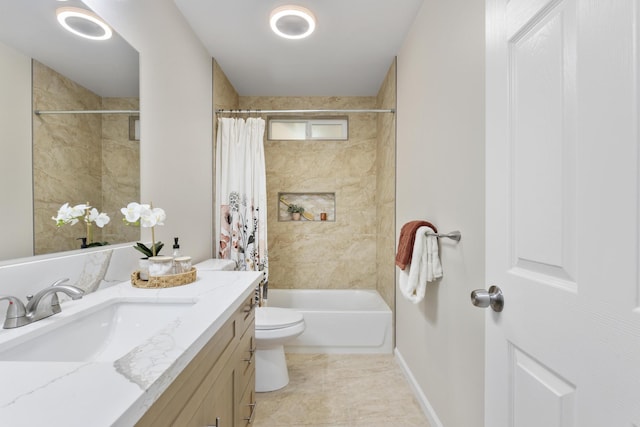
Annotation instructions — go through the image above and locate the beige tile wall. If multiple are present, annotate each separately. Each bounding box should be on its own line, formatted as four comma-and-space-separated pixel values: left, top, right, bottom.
32, 61, 139, 254
376, 61, 397, 311
213, 60, 239, 112
213, 61, 396, 304
240, 96, 378, 290
101, 97, 140, 246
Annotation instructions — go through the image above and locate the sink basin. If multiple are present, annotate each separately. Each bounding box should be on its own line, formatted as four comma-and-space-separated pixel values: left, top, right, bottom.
0, 299, 194, 362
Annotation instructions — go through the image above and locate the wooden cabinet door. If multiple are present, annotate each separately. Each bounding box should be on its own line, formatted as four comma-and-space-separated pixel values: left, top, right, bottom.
203, 356, 236, 427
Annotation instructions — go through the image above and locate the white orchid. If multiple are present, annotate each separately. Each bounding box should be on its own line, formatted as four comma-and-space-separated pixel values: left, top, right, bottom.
52, 202, 89, 226
53, 203, 109, 228
120, 202, 166, 228
88, 208, 111, 228
121, 202, 167, 258
52, 202, 110, 247
140, 206, 166, 228
120, 202, 147, 224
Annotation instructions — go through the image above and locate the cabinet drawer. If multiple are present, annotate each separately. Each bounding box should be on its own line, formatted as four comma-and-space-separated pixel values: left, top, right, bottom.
238, 294, 256, 333
237, 372, 256, 427
236, 323, 255, 393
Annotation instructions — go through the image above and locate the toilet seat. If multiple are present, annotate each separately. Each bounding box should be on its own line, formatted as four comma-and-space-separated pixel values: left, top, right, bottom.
256, 307, 304, 330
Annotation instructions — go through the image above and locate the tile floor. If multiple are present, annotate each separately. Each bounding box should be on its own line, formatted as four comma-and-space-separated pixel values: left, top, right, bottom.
253, 354, 432, 426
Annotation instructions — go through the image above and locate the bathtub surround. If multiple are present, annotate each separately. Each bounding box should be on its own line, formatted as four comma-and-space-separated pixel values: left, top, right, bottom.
375, 60, 397, 312
214, 62, 397, 293
213, 59, 397, 339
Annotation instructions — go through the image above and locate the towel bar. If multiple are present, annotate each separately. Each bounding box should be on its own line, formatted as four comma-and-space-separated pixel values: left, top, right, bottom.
426, 230, 461, 242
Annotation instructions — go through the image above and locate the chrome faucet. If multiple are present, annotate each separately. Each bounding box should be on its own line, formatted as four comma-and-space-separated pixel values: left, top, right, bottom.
0, 279, 84, 329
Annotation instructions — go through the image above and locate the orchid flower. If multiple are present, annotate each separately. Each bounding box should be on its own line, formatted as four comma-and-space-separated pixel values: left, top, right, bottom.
87, 208, 111, 228
52, 202, 110, 247
121, 202, 166, 258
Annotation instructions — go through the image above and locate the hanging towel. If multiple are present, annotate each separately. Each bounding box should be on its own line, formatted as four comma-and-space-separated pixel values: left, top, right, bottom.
396, 220, 438, 269
399, 226, 443, 303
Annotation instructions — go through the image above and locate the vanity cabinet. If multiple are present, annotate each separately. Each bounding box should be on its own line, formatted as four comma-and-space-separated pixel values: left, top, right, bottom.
135, 294, 256, 427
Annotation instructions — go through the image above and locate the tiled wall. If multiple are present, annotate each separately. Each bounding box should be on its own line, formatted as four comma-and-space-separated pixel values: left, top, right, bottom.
213, 61, 396, 304
32, 61, 139, 255
375, 61, 397, 311
101, 97, 141, 246
240, 96, 378, 290
213, 60, 239, 112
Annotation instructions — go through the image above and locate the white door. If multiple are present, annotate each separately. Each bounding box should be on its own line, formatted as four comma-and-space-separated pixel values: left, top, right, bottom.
485, 0, 640, 426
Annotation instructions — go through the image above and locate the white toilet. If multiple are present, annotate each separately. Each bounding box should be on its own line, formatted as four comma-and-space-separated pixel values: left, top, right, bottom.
255, 306, 305, 392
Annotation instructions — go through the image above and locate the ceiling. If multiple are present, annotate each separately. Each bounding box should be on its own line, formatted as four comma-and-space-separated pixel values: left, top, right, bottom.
0, 0, 423, 98
175, 0, 425, 96
0, 0, 138, 98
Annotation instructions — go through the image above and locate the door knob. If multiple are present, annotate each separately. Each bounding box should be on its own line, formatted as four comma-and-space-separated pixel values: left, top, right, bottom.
470, 285, 504, 312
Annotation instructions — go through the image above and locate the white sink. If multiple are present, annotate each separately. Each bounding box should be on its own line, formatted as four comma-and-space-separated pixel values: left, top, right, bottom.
0, 299, 194, 362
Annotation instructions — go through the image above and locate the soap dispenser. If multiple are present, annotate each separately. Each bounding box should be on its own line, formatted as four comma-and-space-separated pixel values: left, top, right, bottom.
172, 237, 181, 257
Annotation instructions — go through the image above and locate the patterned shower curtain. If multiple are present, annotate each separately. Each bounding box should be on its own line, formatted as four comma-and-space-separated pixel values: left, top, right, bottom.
215, 117, 268, 280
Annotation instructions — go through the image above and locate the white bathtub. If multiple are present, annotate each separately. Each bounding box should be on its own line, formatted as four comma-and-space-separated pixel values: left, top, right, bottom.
265, 289, 393, 354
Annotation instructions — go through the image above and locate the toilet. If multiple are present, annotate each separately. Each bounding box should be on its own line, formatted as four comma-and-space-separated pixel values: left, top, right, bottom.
255, 306, 305, 392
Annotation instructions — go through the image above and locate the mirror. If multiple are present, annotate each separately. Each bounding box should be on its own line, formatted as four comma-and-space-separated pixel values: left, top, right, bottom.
0, 0, 140, 261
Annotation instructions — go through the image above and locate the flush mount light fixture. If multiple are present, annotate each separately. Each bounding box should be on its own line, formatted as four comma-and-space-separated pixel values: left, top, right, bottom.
56, 7, 112, 41
270, 5, 316, 40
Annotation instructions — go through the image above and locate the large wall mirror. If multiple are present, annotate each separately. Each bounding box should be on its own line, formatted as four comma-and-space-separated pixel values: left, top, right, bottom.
0, 0, 140, 262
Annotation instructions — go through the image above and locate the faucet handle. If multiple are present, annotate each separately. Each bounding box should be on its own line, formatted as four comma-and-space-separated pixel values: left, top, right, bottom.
0, 296, 28, 329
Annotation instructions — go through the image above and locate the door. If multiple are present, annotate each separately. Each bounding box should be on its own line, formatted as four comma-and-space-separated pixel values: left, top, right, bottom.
485, 0, 640, 426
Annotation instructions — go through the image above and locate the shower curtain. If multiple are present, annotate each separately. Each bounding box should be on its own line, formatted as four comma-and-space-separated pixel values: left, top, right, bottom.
215, 117, 268, 280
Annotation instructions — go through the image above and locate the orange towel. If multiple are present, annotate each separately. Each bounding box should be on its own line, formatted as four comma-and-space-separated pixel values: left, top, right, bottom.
395, 220, 438, 270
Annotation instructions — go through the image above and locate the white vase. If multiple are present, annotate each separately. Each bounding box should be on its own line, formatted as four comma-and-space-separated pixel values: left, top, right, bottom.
139, 259, 150, 280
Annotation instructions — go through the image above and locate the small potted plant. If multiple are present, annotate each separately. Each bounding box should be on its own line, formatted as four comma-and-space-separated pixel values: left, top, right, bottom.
287, 204, 305, 220
121, 202, 166, 280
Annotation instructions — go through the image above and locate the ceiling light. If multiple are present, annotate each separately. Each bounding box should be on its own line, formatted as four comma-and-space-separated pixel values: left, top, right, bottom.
270, 5, 316, 40
56, 7, 113, 41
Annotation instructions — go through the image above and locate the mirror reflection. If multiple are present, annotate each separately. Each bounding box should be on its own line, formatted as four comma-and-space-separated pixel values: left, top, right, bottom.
0, 0, 140, 261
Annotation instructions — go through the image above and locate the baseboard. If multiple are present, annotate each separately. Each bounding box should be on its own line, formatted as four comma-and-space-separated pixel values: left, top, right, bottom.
394, 348, 444, 427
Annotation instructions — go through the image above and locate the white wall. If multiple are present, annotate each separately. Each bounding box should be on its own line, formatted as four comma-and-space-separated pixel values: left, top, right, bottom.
395, 1, 485, 426
85, 0, 214, 262
0, 42, 33, 260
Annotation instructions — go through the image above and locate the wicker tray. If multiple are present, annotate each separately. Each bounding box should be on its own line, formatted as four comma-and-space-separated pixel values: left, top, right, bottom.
131, 267, 197, 289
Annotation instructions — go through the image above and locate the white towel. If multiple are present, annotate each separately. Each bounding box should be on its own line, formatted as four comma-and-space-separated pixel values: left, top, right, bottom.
399, 226, 443, 303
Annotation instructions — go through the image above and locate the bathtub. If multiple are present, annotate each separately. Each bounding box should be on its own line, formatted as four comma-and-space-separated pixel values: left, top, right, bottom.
265, 289, 393, 354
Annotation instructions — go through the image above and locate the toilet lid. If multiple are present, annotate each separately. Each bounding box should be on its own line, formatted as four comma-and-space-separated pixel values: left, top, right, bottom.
255, 307, 304, 330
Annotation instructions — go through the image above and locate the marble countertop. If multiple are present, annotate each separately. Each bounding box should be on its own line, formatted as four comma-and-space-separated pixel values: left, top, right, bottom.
0, 263, 261, 427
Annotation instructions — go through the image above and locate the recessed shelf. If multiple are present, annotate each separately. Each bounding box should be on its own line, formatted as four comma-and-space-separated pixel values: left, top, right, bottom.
278, 192, 335, 221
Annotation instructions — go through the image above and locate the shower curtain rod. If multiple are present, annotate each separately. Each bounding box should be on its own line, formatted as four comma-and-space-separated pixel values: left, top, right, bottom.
34, 110, 139, 115
216, 108, 395, 114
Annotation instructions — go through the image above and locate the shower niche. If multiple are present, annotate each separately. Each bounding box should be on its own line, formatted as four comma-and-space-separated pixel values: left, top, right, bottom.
278, 192, 335, 222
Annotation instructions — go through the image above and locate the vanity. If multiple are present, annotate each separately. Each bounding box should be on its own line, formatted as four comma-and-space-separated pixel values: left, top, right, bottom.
0, 265, 260, 427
